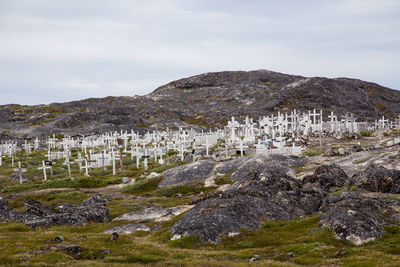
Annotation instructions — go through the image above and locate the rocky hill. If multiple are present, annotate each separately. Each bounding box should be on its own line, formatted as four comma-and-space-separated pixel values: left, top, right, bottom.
1, 70, 399, 139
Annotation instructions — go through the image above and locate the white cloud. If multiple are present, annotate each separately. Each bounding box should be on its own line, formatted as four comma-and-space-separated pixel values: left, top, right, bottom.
0, 0, 399, 105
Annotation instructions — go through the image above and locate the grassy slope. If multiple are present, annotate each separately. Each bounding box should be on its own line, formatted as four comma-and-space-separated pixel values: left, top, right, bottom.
0, 141, 399, 266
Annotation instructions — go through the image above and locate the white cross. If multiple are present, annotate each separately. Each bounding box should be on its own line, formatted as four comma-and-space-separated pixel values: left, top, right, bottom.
237, 139, 248, 157
82, 159, 90, 176
112, 152, 120, 175
63, 158, 74, 178
201, 136, 211, 156
37, 160, 52, 181
14, 161, 27, 184
74, 153, 85, 173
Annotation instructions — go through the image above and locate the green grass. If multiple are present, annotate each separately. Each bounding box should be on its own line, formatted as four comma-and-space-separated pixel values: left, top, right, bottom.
215, 172, 234, 185
360, 130, 375, 137
121, 177, 163, 194
303, 149, 325, 157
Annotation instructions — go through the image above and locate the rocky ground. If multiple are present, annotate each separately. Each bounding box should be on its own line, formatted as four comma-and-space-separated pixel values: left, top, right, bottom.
0, 133, 400, 266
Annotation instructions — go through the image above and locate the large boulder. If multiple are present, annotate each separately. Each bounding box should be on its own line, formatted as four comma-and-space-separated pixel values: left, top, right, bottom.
159, 160, 215, 187
230, 154, 305, 182
350, 164, 400, 193
302, 164, 348, 191
0, 195, 109, 228
320, 193, 384, 245
171, 162, 321, 243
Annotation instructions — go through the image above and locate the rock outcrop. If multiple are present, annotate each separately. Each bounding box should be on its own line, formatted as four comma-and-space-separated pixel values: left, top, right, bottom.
171, 156, 400, 245
0, 195, 110, 228
320, 193, 384, 245
302, 164, 348, 191
350, 164, 400, 193
172, 158, 321, 243
159, 160, 215, 187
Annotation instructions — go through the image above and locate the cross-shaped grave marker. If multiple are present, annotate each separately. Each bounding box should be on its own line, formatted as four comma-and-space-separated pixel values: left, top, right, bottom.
14, 161, 27, 184
63, 158, 74, 178
74, 152, 85, 173
38, 160, 52, 181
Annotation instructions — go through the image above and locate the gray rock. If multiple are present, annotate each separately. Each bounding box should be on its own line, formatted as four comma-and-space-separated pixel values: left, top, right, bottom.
320, 194, 384, 245
302, 164, 348, 191
104, 223, 150, 234
53, 236, 65, 242
159, 160, 215, 187
10, 172, 29, 182
0, 195, 109, 228
350, 164, 400, 193
111, 232, 119, 241
113, 206, 184, 222
122, 177, 131, 184
172, 161, 321, 243
24, 198, 59, 217
59, 204, 109, 223
80, 194, 108, 206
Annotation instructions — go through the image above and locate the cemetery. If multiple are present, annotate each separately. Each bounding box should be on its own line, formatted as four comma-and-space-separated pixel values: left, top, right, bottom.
0, 109, 400, 265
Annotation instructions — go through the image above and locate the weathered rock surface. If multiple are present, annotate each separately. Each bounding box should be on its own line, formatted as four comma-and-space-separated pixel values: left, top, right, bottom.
104, 223, 150, 234
230, 154, 305, 182
113, 206, 186, 222
172, 155, 400, 245
320, 193, 385, 245
10, 172, 29, 182
0, 195, 109, 228
302, 164, 348, 191
350, 164, 400, 193
172, 158, 321, 243
159, 160, 215, 187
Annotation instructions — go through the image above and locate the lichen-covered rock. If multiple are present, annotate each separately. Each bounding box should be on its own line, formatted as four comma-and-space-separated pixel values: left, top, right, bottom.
350, 164, 400, 193
24, 213, 88, 228
113, 206, 185, 222
302, 164, 348, 191
10, 172, 29, 182
0, 195, 109, 228
159, 160, 216, 187
24, 198, 59, 217
320, 193, 384, 245
59, 205, 109, 223
172, 161, 321, 243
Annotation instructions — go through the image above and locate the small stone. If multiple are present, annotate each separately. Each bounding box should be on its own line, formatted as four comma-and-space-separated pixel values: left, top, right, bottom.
62, 245, 82, 255
338, 148, 346, 156
99, 249, 111, 254
122, 177, 131, 184
287, 252, 296, 258
249, 254, 260, 262
52, 236, 64, 242
111, 232, 119, 241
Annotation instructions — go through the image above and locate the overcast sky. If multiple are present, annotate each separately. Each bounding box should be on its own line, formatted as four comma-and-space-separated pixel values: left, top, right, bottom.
0, 0, 399, 105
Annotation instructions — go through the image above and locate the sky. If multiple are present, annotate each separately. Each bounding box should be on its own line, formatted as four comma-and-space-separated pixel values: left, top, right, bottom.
0, 0, 399, 105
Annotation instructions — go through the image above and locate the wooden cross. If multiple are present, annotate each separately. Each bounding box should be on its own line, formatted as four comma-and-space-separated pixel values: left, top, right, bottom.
81, 159, 90, 176
111, 152, 120, 176
14, 161, 27, 184
74, 152, 85, 173
201, 136, 211, 157
63, 158, 74, 178
38, 160, 52, 181
237, 139, 248, 157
